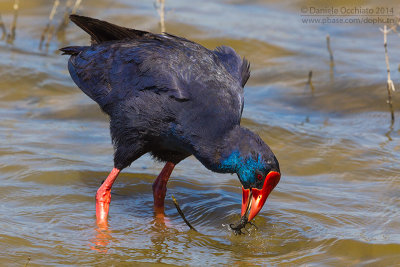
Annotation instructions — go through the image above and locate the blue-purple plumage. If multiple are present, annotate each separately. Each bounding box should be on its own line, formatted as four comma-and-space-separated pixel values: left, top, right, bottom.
61, 15, 279, 189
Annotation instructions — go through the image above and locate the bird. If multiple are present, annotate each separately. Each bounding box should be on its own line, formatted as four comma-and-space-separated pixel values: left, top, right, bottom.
60, 15, 281, 227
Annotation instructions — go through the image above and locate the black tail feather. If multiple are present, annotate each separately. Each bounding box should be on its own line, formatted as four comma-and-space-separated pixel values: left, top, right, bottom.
69, 15, 150, 44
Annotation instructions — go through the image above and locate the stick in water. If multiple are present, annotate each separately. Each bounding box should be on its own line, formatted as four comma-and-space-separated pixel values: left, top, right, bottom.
307, 70, 315, 92
326, 34, 334, 66
171, 194, 197, 231
0, 13, 7, 40
57, 0, 74, 32
7, 0, 19, 43
57, 0, 82, 32
40, 0, 60, 49
326, 34, 334, 81
155, 0, 166, 33
24, 256, 31, 267
71, 0, 83, 15
381, 25, 395, 124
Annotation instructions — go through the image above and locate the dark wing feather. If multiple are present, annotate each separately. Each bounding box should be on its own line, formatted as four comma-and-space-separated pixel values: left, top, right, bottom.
66, 39, 192, 113
62, 16, 192, 113
214, 46, 250, 87
62, 15, 243, 118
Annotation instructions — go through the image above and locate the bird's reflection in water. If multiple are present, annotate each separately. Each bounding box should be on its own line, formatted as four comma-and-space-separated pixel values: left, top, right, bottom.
89, 212, 173, 255
90, 221, 112, 253
149, 213, 170, 263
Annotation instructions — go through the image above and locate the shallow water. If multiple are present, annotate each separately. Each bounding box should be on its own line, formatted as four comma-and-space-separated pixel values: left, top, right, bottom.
1, 0, 400, 265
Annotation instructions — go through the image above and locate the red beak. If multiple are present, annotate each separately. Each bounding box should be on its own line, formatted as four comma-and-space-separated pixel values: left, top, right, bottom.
241, 171, 280, 221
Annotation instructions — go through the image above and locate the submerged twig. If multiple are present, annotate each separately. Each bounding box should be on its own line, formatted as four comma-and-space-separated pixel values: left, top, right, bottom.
0, 13, 7, 40
7, 0, 19, 43
40, 0, 60, 49
307, 70, 315, 92
171, 194, 197, 231
155, 0, 166, 33
381, 25, 395, 123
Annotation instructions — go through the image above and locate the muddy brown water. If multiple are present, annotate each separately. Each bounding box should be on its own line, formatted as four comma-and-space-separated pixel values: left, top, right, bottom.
1, 0, 400, 265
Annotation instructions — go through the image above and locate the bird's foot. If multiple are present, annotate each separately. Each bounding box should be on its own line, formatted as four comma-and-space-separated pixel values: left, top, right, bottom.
228, 216, 258, 235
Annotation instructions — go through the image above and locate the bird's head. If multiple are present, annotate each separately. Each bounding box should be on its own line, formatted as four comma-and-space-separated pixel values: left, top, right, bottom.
218, 127, 280, 221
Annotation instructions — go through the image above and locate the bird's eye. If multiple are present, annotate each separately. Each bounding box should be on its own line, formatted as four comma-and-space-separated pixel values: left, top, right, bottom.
257, 174, 263, 181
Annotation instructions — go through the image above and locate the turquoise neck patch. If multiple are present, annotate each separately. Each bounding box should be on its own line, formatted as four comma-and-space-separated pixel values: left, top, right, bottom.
218, 151, 265, 187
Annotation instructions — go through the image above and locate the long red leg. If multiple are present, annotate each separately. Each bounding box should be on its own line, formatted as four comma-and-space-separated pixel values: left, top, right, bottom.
96, 168, 120, 226
152, 162, 175, 214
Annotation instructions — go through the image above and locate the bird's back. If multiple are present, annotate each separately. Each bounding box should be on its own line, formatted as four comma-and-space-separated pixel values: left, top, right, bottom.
61, 15, 252, 163
61, 15, 249, 115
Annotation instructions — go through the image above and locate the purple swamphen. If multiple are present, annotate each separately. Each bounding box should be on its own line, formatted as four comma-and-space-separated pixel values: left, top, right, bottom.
61, 15, 280, 227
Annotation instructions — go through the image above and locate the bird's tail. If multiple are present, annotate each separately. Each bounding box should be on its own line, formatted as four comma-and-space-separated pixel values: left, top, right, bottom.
68, 15, 150, 44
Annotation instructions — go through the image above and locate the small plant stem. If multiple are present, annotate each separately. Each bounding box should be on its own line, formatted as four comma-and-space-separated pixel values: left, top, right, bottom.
171, 194, 197, 231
